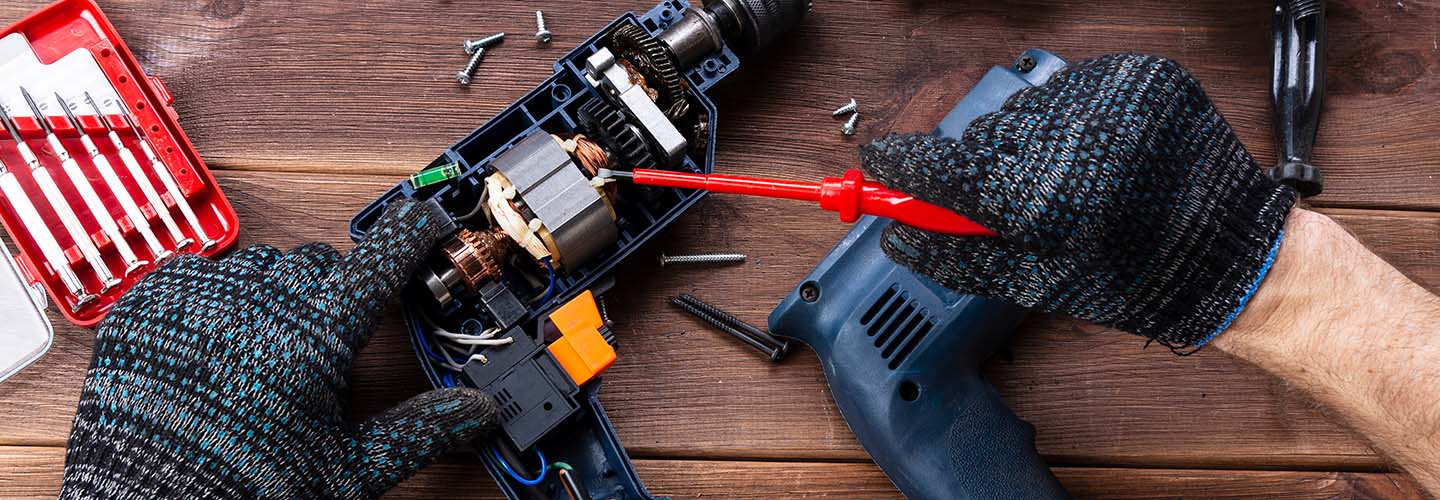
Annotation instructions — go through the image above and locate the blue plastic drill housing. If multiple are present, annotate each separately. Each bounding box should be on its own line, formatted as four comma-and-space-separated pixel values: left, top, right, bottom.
768, 49, 1072, 500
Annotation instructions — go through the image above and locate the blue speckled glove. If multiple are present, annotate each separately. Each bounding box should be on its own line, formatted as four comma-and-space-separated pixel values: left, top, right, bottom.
58, 200, 497, 499
861, 54, 1296, 350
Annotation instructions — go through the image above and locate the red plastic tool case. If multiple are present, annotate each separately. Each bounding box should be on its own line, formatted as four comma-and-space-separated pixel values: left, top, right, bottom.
0, 0, 237, 326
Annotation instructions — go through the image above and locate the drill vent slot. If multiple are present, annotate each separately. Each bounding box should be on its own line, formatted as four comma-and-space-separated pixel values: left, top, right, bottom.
496, 388, 524, 422
859, 285, 935, 370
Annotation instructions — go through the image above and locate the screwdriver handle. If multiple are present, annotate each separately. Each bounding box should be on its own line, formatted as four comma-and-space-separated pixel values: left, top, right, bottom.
629, 169, 996, 237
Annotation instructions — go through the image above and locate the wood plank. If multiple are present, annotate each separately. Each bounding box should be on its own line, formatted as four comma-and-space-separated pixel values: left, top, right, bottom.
3, 0, 1438, 209
0, 446, 1421, 499
3, 170, 1438, 474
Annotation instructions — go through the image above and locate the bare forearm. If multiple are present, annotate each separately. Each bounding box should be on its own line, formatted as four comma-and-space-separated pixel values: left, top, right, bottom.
1215, 208, 1440, 493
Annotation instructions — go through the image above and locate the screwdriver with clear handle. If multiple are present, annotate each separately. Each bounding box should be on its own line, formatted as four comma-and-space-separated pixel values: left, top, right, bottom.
0, 157, 97, 310
20, 88, 144, 277
55, 93, 169, 264
84, 92, 191, 253
0, 98, 120, 292
117, 104, 215, 251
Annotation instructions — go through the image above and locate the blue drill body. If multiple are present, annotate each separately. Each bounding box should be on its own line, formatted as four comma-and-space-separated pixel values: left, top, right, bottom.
768, 49, 1071, 500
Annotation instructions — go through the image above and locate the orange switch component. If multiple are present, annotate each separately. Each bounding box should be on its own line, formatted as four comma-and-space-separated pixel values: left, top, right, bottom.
546, 290, 616, 387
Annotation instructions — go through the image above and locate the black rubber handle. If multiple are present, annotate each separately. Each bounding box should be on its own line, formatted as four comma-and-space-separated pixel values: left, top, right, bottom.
1269, 0, 1327, 198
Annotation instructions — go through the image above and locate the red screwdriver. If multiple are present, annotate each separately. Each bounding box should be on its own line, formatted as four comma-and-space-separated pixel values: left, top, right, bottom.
597, 168, 997, 237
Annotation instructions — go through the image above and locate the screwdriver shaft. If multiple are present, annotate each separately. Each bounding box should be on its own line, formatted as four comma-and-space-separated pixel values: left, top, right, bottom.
0, 164, 95, 310
57, 92, 163, 267
43, 132, 142, 273
135, 136, 210, 250
86, 92, 187, 252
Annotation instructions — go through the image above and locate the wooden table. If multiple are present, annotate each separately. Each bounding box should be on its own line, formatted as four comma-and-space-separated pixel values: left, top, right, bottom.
2, 0, 1437, 498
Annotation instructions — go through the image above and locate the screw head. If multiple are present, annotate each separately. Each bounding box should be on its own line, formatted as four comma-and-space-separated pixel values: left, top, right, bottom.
535, 30, 552, 43
1015, 55, 1038, 73
800, 282, 821, 302
464, 40, 484, 55
456, 71, 472, 85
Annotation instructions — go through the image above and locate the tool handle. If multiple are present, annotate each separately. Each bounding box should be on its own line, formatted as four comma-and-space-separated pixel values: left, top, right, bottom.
1269, 0, 1326, 197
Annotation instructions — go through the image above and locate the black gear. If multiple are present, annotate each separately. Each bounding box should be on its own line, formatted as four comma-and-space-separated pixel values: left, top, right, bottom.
611, 23, 690, 120
578, 98, 657, 169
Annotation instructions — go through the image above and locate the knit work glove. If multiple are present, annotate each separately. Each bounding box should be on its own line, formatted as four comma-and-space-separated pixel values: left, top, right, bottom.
861, 54, 1296, 350
59, 200, 498, 500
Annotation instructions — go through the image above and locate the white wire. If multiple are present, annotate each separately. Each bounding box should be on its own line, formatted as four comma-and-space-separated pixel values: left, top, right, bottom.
434, 327, 514, 346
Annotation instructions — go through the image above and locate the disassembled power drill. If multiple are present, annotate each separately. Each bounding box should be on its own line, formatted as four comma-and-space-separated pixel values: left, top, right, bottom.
769, 50, 1074, 500
349, 1, 807, 498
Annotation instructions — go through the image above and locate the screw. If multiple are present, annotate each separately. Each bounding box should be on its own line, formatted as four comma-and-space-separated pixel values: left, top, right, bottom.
657, 252, 747, 266
841, 113, 860, 136
800, 281, 821, 303
535, 11, 552, 43
465, 33, 506, 55
457, 47, 485, 85
671, 294, 789, 362
1015, 55, 1038, 73
831, 97, 858, 117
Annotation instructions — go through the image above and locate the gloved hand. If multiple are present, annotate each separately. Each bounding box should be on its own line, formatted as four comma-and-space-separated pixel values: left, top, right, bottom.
59, 200, 497, 499
861, 53, 1296, 350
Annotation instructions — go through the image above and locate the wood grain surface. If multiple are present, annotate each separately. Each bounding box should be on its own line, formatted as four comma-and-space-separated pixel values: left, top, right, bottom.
0, 0, 1437, 498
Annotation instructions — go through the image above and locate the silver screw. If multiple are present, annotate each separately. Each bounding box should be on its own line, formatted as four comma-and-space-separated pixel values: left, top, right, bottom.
658, 252, 747, 267
832, 98, 858, 117
535, 11, 552, 43
456, 47, 485, 85
465, 33, 506, 55
841, 113, 860, 136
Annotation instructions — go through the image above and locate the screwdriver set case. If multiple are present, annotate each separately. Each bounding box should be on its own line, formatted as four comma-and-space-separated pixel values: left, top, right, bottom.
0, 0, 236, 379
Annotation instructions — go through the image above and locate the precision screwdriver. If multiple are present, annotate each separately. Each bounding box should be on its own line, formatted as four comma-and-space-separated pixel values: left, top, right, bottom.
0, 98, 121, 292
84, 92, 191, 252
20, 88, 144, 276
0, 156, 97, 310
598, 168, 997, 237
55, 93, 167, 265
116, 106, 214, 250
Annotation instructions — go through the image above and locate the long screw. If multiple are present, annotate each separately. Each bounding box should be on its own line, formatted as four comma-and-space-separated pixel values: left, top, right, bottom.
0, 157, 96, 310
13, 89, 122, 292
670, 295, 787, 362
657, 252, 747, 267
56, 93, 162, 273
456, 47, 486, 85
464, 33, 505, 55
117, 107, 216, 250
535, 11, 552, 43
676, 293, 791, 357
85, 92, 188, 257
832, 98, 858, 117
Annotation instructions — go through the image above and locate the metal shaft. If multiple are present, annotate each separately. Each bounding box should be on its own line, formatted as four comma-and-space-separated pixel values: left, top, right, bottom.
0, 161, 95, 310
58, 93, 160, 271
22, 88, 137, 282
671, 295, 784, 362
675, 293, 791, 356
86, 92, 187, 256
657, 252, 747, 266
1, 98, 119, 291
121, 113, 213, 250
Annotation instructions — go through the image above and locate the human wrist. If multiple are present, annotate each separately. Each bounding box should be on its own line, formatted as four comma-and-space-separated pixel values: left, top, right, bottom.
1212, 208, 1336, 353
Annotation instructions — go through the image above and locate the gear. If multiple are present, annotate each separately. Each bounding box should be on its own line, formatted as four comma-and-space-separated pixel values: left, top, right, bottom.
578, 98, 658, 169
611, 23, 690, 120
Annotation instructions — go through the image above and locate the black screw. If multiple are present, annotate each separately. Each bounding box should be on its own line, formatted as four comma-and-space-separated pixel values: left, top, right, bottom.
671, 294, 790, 362
800, 282, 821, 303
1015, 55, 1037, 73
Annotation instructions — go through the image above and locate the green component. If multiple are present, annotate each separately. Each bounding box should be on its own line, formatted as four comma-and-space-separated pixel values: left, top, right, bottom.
408, 163, 462, 188
551, 462, 574, 471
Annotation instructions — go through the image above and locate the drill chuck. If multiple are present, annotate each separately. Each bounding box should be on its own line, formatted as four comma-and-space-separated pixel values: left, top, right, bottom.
659, 0, 810, 68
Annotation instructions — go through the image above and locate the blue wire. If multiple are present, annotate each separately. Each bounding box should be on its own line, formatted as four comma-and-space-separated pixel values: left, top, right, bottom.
534, 257, 556, 305
492, 447, 547, 486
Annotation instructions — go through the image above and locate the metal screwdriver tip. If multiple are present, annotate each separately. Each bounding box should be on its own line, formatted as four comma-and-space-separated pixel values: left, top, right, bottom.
19, 88, 52, 133
53, 93, 79, 125
83, 93, 114, 131
0, 103, 21, 141
596, 168, 631, 179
